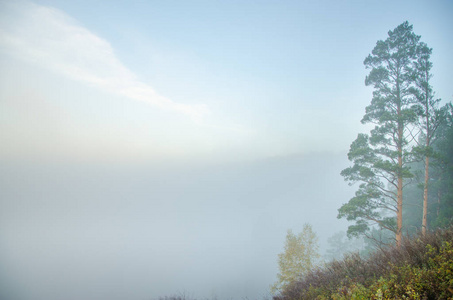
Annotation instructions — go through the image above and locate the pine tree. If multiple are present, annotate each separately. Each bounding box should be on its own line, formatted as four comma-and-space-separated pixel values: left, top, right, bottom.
410, 42, 447, 235
339, 22, 420, 247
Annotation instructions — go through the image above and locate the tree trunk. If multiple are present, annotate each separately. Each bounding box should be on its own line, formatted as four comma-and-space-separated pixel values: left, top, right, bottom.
422, 77, 430, 236
396, 125, 403, 247
397, 158, 403, 248
396, 86, 403, 248
437, 174, 442, 217
422, 155, 429, 235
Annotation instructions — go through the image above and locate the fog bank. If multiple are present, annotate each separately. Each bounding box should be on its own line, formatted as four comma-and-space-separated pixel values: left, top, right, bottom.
0, 152, 353, 300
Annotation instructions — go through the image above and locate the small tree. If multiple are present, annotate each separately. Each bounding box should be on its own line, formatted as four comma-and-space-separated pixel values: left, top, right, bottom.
324, 231, 365, 261
271, 224, 319, 295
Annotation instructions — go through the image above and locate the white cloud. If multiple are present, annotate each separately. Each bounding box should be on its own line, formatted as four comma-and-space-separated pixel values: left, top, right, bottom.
0, 1, 209, 120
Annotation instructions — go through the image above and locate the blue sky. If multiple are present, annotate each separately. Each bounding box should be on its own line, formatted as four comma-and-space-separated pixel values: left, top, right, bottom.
1, 0, 452, 163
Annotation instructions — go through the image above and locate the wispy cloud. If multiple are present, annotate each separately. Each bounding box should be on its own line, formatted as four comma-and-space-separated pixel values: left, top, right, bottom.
0, 1, 209, 120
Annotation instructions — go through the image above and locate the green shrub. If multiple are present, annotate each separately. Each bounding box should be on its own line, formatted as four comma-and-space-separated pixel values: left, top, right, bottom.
274, 228, 453, 300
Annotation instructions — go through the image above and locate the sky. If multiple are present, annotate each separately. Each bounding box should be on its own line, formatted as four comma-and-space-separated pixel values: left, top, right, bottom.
1, 0, 451, 163
0, 0, 452, 299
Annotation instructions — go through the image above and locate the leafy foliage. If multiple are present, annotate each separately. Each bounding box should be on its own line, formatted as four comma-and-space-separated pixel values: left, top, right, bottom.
271, 224, 319, 295
273, 226, 453, 300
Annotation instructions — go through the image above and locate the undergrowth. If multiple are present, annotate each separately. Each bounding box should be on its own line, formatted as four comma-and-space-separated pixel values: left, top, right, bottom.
274, 227, 453, 300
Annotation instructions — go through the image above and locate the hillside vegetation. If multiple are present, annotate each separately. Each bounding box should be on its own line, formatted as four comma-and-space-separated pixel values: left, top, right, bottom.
274, 227, 453, 300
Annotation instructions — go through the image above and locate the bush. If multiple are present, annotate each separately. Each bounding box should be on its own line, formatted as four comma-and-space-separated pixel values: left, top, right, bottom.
274, 227, 453, 300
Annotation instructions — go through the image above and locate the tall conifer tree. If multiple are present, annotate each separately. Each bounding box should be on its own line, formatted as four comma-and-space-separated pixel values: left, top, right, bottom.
339, 22, 420, 247
410, 42, 445, 235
